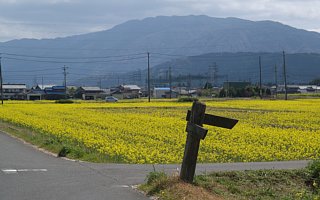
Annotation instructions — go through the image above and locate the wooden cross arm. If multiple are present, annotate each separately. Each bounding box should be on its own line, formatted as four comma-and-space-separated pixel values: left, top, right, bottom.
185, 121, 208, 140
186, 110, 238, 129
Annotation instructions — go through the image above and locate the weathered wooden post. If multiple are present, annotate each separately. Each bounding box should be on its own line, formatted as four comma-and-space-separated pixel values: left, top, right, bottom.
180, 100, 238, 183
180, 101, 207, 183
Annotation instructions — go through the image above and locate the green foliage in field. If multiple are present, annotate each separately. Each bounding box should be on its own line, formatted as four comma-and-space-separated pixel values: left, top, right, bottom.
55, 99, 74, 104
177, 97, 199, 102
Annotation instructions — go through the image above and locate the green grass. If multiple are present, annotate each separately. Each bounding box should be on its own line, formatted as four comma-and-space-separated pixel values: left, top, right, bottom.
140, 168, 320, 200
194, 170, 318, 199
0, 120, 115, 162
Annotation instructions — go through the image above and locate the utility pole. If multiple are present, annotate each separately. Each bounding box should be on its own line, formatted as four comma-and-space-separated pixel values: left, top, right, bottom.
259, 56, 262, 99
98, 76, 102, 89
187, 74, 191, 94
274, 64, 278, 99
63, 65, 68, 99
226, 74, 229, 98
208, 64, 213, 86
169, 66, 172, 99
213, 63, 218, 87
208, 63, 218, 87
0, 55, 3, 105
42, 76, 44, 89
283, 51, 288, 100
147, 52, 151, 102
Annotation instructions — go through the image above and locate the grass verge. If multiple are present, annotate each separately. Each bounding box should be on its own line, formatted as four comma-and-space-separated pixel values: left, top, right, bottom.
0, 120, 113, 162
140, 166, 320, 200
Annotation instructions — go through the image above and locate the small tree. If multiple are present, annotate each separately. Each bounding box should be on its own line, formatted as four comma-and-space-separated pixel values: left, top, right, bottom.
67, 87, 76, 98
219, 89, 226, 97
203, 82, 213, 89
265, 88, 271, 96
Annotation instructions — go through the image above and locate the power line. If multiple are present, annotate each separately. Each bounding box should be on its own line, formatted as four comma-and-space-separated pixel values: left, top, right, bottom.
4, 73, 62, 77
151, 52, 283, 59
0, 52, 146, 60
1, 55, 147, 64
4, 68, 61, 73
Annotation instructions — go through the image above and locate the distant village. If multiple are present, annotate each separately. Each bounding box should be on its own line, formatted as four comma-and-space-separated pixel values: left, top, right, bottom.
1, 82, 320, 101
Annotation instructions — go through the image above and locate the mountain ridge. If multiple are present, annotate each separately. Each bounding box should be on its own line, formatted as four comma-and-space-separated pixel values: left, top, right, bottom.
0, 15, 320, 86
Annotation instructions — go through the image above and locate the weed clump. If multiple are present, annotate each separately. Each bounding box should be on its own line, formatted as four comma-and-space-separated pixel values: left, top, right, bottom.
306, 159, 320, 193
177, 97, 198, 102
58, 146, 71, 157
55, 99, 74, 104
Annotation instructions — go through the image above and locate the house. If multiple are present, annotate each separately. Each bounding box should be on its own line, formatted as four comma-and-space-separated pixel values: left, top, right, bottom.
298, 85, 317, 93
27, 90, 44, 100
179, 89, 198, 97
277, 85, 300, 94
153, 87, 178, 98
2, 84, 27, 100
27, 84, 65, 100
27, 84, 53, 100
34, 84, 56, 90
75, 86, 105, 100
113, 85, 141, 99
44, 86, 66, 100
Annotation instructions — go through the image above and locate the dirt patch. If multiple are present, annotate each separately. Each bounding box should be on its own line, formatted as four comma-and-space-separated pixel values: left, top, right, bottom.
167, 181, 223, 200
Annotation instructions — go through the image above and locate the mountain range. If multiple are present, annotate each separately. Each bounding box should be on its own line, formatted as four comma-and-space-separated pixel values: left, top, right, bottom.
0, 15, 320, 87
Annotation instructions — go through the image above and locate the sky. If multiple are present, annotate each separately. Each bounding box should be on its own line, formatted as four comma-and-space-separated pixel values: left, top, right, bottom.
0, 0, 319, 42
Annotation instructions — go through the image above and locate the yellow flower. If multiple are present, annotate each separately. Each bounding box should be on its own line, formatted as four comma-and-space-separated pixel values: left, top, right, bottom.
0, 99, 319, 164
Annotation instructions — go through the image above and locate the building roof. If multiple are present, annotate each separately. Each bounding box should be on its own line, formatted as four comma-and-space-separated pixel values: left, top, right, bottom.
52, 86, 66, 90
122, 85, 141, 90
3, 84, 27, 89
36, 84, 56, 90
278, 85, 300, 89
179, 89, 197, 95
154, 87, 171, 91
298, 85, 317, 90
80, 86, 102, 91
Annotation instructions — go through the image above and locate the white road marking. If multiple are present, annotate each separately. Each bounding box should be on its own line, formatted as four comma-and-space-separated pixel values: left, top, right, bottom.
17, 169, 47, 172
1, 169, 18, 174
112, 185, 130, 188
1, 169, 47, 174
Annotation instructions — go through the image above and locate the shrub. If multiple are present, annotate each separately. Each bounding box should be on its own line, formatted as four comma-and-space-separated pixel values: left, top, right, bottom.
58, 146, 71, 157
146, 171, 167, 185
177, 97, 198, 102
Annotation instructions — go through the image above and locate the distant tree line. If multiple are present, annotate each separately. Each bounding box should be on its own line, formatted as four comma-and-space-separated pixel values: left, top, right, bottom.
218, 86, 271, 98
200, 84, 272, 98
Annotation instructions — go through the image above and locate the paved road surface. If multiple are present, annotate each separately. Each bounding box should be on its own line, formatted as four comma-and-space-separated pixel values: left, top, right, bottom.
0, 131, 310, 200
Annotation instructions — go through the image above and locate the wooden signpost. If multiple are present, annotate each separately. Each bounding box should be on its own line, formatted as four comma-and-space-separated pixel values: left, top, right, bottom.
180, 101, 238, 183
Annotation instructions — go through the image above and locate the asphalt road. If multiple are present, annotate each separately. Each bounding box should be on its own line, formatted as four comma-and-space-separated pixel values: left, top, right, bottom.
0, 131, 310, 200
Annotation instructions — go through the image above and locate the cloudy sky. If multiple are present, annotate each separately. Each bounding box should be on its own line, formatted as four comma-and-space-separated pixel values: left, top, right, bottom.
0, 0, 319, 42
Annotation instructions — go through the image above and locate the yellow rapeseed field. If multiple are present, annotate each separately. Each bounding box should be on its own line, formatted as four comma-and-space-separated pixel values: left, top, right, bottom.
0, 99, 319, 164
